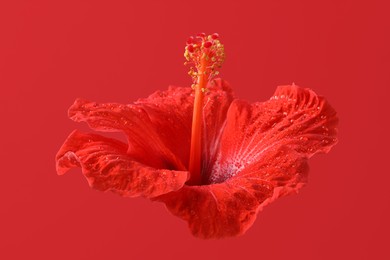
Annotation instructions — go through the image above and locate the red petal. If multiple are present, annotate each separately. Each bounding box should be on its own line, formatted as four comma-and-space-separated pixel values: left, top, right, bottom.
156, 177, 274, 238
56, 130, 188, 198
210, 85, 338, 187
134, 85, 194, 169
68, 99, 187, 171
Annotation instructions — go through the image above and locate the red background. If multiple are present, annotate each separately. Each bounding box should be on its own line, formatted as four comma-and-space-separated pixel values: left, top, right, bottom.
1, 0, 389, 259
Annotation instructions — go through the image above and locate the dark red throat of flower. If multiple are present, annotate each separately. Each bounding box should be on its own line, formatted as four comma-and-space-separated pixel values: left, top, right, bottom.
185, 33, 225, 185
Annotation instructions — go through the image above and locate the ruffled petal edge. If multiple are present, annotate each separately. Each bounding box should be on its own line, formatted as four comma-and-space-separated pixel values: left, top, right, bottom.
56, 130, 189, 198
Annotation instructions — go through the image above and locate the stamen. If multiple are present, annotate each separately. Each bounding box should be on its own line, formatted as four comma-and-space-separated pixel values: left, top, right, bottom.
185, 33, 225, 185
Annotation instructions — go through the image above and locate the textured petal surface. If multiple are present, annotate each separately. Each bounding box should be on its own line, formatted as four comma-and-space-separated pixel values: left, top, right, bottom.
209, 84, 338, 187
56, 130, 188, 198
156, 179, 273, 239
157, 85, 338, 238
133, 86, 193, 169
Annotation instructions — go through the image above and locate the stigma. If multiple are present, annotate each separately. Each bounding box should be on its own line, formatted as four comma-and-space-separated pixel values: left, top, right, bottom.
184, 33, 225, 91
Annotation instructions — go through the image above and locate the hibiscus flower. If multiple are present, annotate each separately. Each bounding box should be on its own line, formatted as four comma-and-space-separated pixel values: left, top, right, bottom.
56, 33, 338, 239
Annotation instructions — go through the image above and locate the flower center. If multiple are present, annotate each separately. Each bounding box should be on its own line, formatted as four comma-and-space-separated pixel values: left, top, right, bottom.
185, 33, 225, 185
